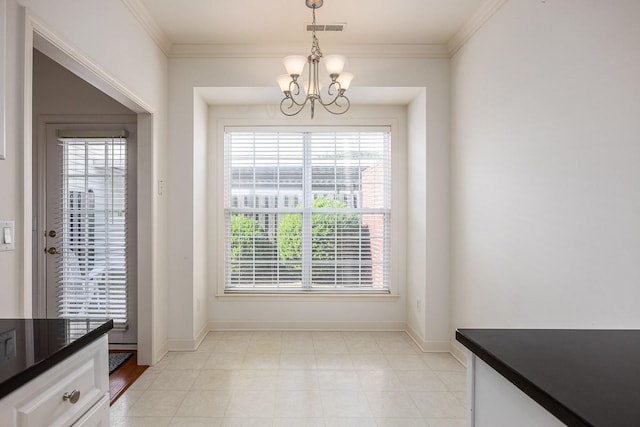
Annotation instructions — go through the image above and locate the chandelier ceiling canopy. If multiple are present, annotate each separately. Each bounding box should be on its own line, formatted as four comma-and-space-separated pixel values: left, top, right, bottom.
278, 0, 353, 119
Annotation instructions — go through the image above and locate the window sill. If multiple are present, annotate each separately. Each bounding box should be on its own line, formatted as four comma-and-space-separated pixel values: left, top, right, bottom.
216, 291, 400, 302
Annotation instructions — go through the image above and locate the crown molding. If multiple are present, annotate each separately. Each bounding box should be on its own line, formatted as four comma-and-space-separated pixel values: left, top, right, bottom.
122, 0, 503, 60
169, 43, 450, 59
447, 0, 508, 56
120, 0, 172, 56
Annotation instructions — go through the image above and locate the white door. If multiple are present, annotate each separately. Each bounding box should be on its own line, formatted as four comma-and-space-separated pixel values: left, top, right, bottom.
43, 123, 137, 344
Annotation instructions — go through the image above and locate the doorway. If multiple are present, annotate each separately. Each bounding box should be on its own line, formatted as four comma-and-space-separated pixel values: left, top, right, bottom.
32, 50, 138, 345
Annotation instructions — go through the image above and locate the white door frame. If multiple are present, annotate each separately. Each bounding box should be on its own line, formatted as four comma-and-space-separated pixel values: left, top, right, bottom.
23, 9, 156, 364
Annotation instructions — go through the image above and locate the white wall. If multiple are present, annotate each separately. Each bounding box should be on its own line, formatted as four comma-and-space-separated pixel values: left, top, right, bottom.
451, 0, 640, 332
168, 56, 451, 347
0, 0, 169, 364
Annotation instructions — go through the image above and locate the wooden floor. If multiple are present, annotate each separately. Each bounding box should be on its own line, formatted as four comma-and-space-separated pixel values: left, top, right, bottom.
109, 350, 148, 405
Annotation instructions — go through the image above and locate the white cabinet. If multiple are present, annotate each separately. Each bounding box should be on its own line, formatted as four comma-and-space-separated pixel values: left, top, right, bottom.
0, 335, 109, 427
467, 356, 565, 427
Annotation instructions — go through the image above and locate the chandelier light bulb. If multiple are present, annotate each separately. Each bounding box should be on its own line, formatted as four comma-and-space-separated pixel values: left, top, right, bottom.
283, 55, 306, 77
336, 72, 354, 90
278, 74, 292, 93
324, 54, 346, 76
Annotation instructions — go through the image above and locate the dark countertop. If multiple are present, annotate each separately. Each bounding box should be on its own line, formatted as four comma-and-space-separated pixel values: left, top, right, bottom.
0, 318, 113, 399
456, 329, 640, 427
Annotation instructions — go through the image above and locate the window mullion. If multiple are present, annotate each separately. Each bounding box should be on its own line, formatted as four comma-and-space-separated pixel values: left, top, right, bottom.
302, 133, 312, 289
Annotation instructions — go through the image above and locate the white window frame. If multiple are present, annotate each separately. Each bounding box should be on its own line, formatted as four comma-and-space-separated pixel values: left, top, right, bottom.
216, 122, 406, 297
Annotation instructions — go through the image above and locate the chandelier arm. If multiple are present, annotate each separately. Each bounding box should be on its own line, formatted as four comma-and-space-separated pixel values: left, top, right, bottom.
325, 80, 343, 97
280, 96, 308, 116
286, 80, 308, 106
320, 94, 351, 115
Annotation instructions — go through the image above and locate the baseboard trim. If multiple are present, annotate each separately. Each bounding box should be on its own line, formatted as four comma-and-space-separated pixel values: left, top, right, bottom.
450, 339, 468, 368
154, 340, 169, 365
405, 325, 451, 352
207, 321, 407, 331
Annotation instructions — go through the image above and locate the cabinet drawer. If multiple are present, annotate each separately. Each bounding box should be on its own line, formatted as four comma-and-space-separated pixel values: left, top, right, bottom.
0, 335, 108, 427
72, 394, 109, 427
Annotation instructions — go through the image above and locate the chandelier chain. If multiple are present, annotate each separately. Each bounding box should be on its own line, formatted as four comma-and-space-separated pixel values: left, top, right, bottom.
310, 8, 323, 59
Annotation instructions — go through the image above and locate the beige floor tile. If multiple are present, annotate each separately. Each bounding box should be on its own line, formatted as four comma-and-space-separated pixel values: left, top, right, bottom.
277, 370, 319, 390
365, 390, 422, 418
233, 369, 279, 390
110, 416, 172, 427
127, 390, 187, 417
318, 370, 361, 391
436, 371, 467, 392
169, 417, 224, 426
311, 331, 345, 340
425, 419, 468, 427
420, 353, 465, 372
121, 332, 472, 427
376, 339, 419, 355
320, 390, 373, 417
148, 369, 199, 390
313, 339, 349, 354
242, 353, 281, 369
357, 370, 405, 391
175, 390, 231, 418
315, 353, 354, 370
387, 355, 429, 371
350, 354, 391, 370
274, 390, 323, 418
206, 353, 245, 370
272, 418, 324, 427
346, 340, 383, 354
221, 419, 274, 427
222, 332, 254, 342
110, 390, 145, 418
376, 419, 429, 427
250, 331, 282, 340
225, 390, 276, 418
247, 340, 282, 354
128, 370, 160, 391
279, 353, 317, 370
280, 338, 315, 354
214, 340, 250, 353
191, 369, 236, 390
166, 353, 210, 370
452, 391, 466, 407
323, 417, 377, 427
409, 391, 466, 418
395, 370, 448, 391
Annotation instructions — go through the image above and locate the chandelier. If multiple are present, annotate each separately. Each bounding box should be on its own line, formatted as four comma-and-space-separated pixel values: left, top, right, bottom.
278, 0, 353, 119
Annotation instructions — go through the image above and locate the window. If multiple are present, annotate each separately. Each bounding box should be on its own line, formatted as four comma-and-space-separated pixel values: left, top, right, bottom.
57, 135, 129, 327
224, 128, 391, 293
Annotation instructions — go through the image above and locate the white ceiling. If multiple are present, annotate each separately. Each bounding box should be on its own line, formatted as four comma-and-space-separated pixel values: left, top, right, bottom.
134, 0, 492, 53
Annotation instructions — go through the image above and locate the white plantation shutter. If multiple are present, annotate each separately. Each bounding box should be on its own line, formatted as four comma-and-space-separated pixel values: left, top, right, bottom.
224, 128, 391, 292
57, 132, 128, 328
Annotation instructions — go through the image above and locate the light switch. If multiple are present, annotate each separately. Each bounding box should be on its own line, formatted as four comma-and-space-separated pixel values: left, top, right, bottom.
0, 329, 17, 361
0, 221, 15, 251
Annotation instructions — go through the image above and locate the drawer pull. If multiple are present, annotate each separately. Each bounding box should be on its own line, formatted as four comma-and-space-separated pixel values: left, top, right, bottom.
62, 389, 81, 404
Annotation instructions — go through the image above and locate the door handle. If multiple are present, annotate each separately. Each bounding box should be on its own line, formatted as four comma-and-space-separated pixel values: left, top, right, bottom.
46, 247, 59, 255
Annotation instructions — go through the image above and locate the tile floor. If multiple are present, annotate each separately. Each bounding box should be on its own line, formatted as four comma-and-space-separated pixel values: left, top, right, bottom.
110, 331, 468, 427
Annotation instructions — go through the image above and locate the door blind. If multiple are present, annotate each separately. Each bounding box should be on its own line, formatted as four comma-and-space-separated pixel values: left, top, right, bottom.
56, 135, 128, 328
224, 128, 391, 292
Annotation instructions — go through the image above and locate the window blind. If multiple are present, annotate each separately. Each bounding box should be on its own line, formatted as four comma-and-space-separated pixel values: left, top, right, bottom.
57, 136, 128, 328
224, 128, 391, 292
